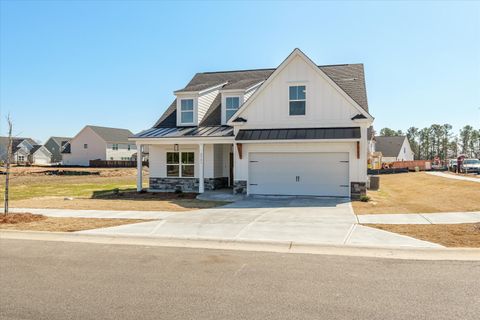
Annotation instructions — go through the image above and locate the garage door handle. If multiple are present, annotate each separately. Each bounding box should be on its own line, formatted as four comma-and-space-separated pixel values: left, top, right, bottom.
340, 185, 349, 187
249, 161, 259, 163
249, 183, 258, 186
340, 161, 349, 163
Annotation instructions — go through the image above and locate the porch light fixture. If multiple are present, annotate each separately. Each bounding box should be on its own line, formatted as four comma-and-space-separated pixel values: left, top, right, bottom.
174, 144, 179, 152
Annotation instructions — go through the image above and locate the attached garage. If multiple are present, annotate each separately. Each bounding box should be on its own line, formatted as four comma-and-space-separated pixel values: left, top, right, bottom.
248, 152, 350, 197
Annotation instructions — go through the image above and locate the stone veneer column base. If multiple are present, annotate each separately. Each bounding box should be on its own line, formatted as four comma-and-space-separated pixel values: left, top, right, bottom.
350, 182, 367, 200
233, 180, 247, 195
149, 177, 230, 193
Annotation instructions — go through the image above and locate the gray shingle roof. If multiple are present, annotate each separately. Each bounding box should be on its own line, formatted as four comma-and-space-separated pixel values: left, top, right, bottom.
375, 136, 407, 157
49, 136, 72, 146
86, 126, 134, 143
152, 64, 369, 130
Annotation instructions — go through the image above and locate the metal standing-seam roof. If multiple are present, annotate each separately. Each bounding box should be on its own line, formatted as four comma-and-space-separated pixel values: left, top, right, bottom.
135, 126, 234, 139
236, 127, 361, 141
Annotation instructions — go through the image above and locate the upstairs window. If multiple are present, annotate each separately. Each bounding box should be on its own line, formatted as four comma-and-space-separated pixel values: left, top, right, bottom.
180, 99, 194, 124
289, 85, 306, 116
84, 144, 88, 149
225, 97, 240, 121
112, 144, 119, 151
127, 144, 131, 151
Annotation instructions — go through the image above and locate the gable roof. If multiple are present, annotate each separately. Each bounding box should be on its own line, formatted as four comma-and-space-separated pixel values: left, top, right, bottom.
48, 136, 72, 146
0, 137, 37, 150
375, 136, 408, 157
85, 126, 134, 143
151, 51, 370, 129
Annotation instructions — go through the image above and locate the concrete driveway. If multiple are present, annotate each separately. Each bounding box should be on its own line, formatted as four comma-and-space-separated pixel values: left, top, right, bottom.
80, 197, 441, 248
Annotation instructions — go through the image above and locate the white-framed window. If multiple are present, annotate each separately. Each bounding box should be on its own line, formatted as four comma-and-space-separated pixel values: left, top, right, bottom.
84, 144, 88, 149
225, 96, 240, 121
180, 99, 194, 124
18, 155, 25, 162
112, 144, 119, 151
289, 85, 306, 116
166, 151, 194, 177
127, 144, 131, 151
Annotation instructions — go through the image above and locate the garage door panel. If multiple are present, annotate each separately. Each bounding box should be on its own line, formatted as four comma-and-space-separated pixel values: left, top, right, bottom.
249, 152, 349, 197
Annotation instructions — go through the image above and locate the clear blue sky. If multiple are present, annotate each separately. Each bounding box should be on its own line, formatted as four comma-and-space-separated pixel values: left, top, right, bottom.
1, 0, 479, 142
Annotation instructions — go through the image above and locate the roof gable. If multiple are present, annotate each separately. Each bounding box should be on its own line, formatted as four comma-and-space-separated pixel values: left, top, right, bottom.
375, 136, 408, 157
84, 126, 133, 143
150, 49, 371, 130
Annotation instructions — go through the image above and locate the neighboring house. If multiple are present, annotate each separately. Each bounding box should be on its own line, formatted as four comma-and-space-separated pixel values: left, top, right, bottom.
131, 49, 374, 199
44, 136, 72, 163
375, 136, 414, 163
62, 125, 136, 166
367, 127, 382, 169
0, 137, 52, 165
28, 145, 52, 165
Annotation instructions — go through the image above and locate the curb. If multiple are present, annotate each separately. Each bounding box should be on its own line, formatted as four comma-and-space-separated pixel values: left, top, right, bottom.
1, 230, 479, 261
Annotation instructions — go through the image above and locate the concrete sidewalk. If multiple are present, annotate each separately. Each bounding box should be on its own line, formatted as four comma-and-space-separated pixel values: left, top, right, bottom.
358, 211, 480, 225
426, 171, 480, 183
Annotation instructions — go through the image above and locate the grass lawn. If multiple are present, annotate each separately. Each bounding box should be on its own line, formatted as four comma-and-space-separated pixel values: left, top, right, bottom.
0, 213, 149, 232
353, 172, 480, 214
366, 223, 480, 248
1, 169, 225, 211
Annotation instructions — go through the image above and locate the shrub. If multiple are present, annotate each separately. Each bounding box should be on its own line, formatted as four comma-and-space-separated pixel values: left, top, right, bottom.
359, 195, 371, 202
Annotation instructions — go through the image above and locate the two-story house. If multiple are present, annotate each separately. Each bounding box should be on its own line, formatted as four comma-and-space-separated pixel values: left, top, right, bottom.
62, 125, 136, 166
131, 49, 374, 199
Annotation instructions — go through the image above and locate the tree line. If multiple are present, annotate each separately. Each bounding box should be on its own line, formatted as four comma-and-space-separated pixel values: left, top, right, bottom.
378, 125, 480, 160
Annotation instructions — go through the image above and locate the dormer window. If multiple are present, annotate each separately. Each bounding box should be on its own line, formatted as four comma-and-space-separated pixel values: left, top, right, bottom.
289, 85, 306, 116
180, 99, 194, 124
225, 97, 240, 121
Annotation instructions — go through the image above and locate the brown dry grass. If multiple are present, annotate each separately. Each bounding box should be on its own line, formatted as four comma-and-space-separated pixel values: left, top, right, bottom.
0, 213, 46, 224
0, 214, 148, 232
353, 172, 480, 214
11, 197, 224, 211
366, 223, 480, 248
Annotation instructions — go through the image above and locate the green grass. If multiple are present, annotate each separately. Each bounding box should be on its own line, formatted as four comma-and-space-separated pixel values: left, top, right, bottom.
0, 175, 137, 201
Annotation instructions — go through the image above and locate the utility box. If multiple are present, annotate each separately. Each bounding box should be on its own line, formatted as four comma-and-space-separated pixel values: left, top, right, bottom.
369, 175, 380, 190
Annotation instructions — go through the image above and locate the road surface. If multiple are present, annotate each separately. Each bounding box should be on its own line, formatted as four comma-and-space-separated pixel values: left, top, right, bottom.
1, 239, 479, 319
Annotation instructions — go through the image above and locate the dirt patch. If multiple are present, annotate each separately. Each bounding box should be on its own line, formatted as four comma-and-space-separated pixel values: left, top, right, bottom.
0, 213, 46, 224
0, 216, 149, 232
353, 172, 480, 214
366, 223, 480, 248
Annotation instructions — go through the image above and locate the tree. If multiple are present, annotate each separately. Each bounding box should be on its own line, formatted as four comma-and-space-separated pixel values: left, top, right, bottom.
459, 125, 474, 156
379, 128, 399, 136
406, 127, 419, 159
4, 116, 13, 215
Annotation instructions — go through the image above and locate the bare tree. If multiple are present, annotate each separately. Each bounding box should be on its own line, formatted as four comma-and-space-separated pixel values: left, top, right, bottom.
4, 116, 13, 215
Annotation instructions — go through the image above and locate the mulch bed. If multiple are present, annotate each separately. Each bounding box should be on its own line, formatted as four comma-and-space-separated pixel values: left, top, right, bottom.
93, 190, 198, 200
0, 213, 47, 224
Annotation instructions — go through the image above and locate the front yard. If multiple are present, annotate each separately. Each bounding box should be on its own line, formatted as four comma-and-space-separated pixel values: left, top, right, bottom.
1, 167, 225, 211
353, 172, 480, 214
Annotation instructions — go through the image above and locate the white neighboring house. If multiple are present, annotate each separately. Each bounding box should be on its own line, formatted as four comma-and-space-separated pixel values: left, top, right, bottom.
375, 136, 414, 163
131, 49, 374, 199
62, 125, 136, 166
0, 137, 52, 165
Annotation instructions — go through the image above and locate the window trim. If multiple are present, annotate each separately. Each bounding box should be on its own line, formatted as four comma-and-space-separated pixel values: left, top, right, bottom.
112, 144, 119, 151
166, 151, 195, 178
288, 85, 306, 116
18, 155, 25, 162
180, 99, 195, 125
225, 96, 241, 122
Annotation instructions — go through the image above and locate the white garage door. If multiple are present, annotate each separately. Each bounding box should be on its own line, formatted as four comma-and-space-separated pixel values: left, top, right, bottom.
248, 152, 349, 197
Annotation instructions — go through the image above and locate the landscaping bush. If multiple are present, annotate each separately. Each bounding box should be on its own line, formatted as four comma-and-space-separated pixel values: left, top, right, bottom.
359, 195, 371, 202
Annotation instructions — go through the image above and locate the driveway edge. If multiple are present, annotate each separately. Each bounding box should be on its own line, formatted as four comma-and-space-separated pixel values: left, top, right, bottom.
1, 230, 479, 261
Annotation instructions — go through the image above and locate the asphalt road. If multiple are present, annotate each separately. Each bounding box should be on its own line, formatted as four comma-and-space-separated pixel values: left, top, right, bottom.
1, 240, 479, 320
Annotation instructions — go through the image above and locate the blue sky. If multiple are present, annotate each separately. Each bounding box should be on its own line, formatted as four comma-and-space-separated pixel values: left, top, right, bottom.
1, 0, 479, 142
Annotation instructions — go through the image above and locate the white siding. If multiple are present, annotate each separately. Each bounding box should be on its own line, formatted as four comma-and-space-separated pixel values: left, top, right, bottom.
105, 143, 137, 160
198, 89, 219, 123
62, 127, 106, 166
236, 55, 364, 130
149, 144, 216, 179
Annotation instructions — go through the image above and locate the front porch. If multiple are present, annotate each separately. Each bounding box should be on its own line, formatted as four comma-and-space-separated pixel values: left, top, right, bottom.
135, 141, 237, 194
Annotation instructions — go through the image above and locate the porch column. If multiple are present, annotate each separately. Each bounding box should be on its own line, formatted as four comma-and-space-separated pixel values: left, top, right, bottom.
198, 143, 204, 193
136, 143, 142, 192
